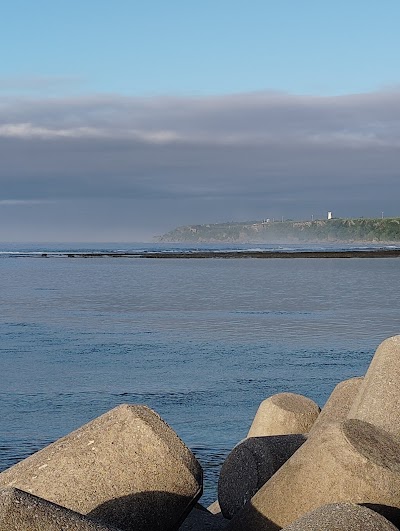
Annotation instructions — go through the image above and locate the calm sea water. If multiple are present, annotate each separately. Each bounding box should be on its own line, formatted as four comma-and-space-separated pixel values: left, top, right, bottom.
1, 242, 400, 505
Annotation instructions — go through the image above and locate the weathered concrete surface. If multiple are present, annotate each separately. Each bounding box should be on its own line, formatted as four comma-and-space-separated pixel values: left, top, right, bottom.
227, 419, 400, 531
0, 488, 121, 531
281, 503, 398, 530
0, 404, 202, 531
309, 377, 363, 438
207, 500, 222, 515
218, 434, 306, 519
349, 336, 400, 437
179, 507, 228, 530
247, 393, 320, 437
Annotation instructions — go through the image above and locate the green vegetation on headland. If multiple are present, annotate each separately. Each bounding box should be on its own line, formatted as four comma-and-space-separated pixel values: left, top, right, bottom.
157, 217, 400, 243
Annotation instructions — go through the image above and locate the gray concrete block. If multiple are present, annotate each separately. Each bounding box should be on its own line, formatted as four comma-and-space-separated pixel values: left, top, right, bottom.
0, 488, 121, 531
227, 419, 400, 531
247, 393, 320, 437
281, 503, 398, 530
309, 377, 363, 438
179, 507, 228, 530
218, 434, 306, 519
0, 404, 202, 531
349, 336, 400, 437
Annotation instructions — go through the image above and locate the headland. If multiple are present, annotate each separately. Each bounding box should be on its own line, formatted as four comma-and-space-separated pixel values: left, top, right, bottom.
157, 217, 400, 244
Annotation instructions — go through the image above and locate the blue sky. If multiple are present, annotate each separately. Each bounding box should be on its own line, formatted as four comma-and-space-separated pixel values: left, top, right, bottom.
2, 0, 400, 97
1, 1, 400, 241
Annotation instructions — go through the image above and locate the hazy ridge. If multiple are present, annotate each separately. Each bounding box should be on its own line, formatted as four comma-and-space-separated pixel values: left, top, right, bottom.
157, 217, 400, 243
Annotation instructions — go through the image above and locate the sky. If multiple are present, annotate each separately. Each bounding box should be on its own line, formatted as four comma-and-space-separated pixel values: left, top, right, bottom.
1, 0, 400, 242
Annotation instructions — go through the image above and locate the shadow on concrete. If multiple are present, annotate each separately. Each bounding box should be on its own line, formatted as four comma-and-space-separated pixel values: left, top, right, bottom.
218, 434, 306, 520
87, 490, 201, 531
226, 501, 281, 531
362, 503, 400, 528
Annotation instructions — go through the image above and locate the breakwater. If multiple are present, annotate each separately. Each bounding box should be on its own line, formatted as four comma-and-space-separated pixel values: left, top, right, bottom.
2, 336, 400, 530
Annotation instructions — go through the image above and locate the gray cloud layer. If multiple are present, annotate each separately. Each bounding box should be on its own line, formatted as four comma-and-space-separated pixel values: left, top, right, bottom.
0, 91, 399, 241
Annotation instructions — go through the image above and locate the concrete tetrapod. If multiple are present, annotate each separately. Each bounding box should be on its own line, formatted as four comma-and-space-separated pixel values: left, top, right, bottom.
218, 434, 307, 519
0, 404, 202, 531
247, 393, 320, 437
349, 335, 400, 437
227, 419, 400, 531
0, 488, 121, 531
308, 377, 363, 438
281, 503, 398, 531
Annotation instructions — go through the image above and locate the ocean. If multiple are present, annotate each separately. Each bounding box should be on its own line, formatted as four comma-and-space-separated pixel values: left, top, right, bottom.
1, 242, 400, 506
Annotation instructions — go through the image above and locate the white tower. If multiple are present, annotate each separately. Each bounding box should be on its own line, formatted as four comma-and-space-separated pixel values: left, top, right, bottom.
327, 211, 332, 220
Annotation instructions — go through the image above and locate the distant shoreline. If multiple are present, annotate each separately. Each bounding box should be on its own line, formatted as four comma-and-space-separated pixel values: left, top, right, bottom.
28, 249, 400, 259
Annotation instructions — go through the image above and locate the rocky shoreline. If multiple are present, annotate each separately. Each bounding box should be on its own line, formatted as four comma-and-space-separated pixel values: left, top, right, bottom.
28, 248, 400, 259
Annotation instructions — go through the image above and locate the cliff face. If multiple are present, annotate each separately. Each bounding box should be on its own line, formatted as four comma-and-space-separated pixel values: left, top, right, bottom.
157, 218, 400, 243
